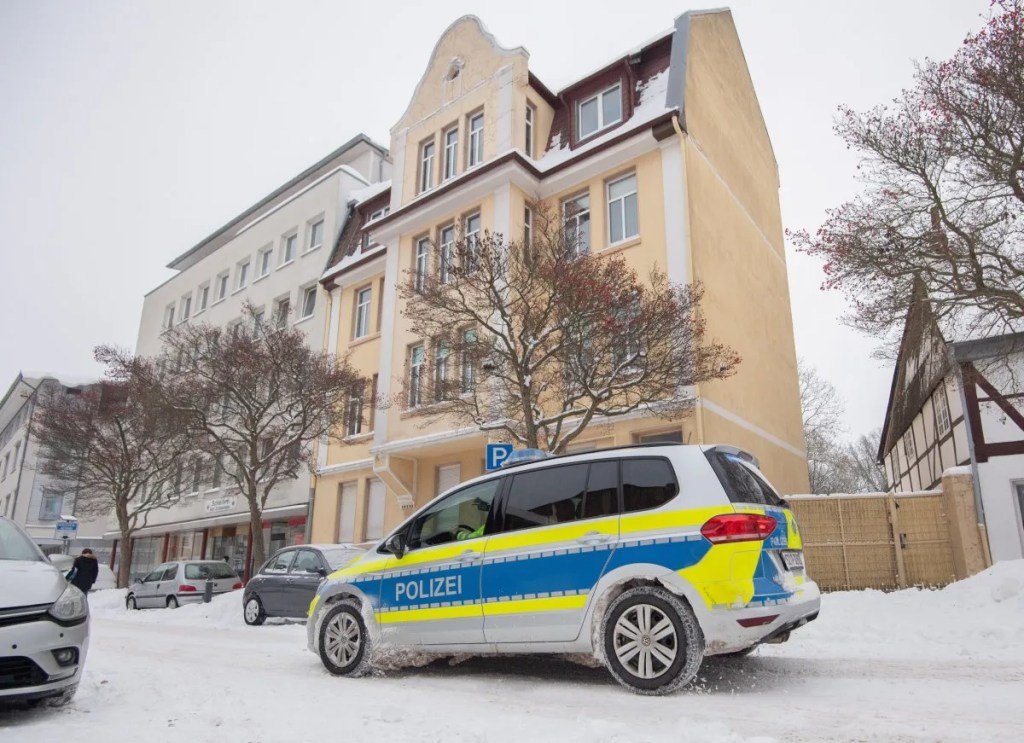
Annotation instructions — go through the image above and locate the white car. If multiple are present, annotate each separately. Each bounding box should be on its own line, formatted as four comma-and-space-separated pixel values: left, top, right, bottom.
0, 516, 89, 707
48, 553, 117, 591
308, 444, 820, 695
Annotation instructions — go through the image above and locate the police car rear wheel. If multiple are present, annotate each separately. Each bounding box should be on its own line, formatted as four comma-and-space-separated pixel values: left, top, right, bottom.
602, 586, 704, 695
319, 600, 371, 677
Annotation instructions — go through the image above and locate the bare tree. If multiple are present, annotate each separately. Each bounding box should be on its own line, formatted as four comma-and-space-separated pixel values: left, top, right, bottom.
33, 350, 192, 587
840, 429, 889, 493
790, 1, 1024, 355
157, 306, 364, 572
396, 208, 740, 454
799, 360, 848, 493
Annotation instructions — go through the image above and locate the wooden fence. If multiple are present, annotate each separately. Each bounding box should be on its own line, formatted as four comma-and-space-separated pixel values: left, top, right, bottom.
788, 491, 958, 591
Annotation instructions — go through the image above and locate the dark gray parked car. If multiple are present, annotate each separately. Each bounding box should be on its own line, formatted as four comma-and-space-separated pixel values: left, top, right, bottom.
243, 544, 362, 625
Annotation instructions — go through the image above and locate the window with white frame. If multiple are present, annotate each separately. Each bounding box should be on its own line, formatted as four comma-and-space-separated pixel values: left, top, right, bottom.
525, 103, 535, 157
308, 219, 324, 252
434, 340, 450, 401
465, 212, 481, 272
368, 206, 390, 222
338, 482, 358, 542
282, 234, 297, 264
420, 139, 435, 193
443, 127, 458, 181
198, 284, 210, 312
563, 192, 591, 255
275, 297, 290, 329
468, 113, 484, 167
577, 84, 622, 140
236, 260, 250, 290
415, 237, 430, 293
217, 273, 230, 301
439, 225, 455, 284
180, 294, 192, 322
461, 327, 477, 393
935, 391, 951, 435
258, 247, 273, 278
299, 286, 316, 319
253, 308, 265, 329
190, 457, 203, 495
365, 479, 386, 541
163, 304, 175, 330
354, 286, 372, 338
346, 384, 364, 437
409, 344, 425, 407
523, 206, 533, 248
903, 431, 916, 461
607, 173, 639, 244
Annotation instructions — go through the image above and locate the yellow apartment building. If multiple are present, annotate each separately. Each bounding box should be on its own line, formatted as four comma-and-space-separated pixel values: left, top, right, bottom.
311, 10, 808, 544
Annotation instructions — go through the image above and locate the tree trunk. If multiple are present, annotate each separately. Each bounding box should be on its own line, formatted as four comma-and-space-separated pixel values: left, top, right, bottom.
116, 531, 134, 589
248, 498, 265, 582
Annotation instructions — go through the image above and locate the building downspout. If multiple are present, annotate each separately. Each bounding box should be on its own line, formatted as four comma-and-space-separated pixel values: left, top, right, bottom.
951, 351, 992, 566
670, 112, 705, 444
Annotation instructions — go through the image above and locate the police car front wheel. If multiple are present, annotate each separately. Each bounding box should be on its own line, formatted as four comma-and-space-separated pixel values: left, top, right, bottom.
602, 586, 704, 695
318, 600, 372, 677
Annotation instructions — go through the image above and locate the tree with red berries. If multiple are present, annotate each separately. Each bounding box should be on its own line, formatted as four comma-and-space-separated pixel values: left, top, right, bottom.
397, 208, 740, 454
791, 1, 1024, 352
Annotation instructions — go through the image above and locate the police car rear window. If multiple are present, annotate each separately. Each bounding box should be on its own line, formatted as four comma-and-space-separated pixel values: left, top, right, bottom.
501, 462, 619, 532
707, 452, 783, 507
621, 458, 678, 512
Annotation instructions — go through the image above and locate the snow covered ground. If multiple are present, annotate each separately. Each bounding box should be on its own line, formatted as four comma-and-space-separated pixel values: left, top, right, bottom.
4, 562, 1023, 743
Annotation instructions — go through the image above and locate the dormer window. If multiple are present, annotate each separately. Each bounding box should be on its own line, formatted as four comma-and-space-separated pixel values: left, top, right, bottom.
576, 83, 623, 140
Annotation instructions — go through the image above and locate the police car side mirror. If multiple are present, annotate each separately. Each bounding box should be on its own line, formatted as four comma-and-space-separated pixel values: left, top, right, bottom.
383, 534, 406, 559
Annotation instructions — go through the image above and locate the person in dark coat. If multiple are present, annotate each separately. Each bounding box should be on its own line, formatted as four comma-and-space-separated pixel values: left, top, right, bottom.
66, 548, 99, 594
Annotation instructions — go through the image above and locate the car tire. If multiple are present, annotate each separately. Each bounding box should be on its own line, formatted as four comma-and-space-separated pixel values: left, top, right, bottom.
244, 596, 267, 626
602, 586, 704, 695
126, 595, 138, 610
167, 596, 179, 609
318, 599, 372, 677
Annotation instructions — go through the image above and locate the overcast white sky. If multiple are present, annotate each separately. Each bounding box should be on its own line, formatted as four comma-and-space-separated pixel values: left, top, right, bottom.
0, 0, 990, 439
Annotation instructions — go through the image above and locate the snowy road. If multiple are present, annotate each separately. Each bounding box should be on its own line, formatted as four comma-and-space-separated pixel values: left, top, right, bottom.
4, 562, 1023, 743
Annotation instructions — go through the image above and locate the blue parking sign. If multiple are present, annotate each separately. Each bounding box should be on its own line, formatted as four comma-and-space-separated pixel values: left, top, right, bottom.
485, 443, 514, 471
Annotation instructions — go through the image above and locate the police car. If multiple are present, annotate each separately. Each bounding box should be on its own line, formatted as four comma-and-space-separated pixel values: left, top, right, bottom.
307, 444, 820, 695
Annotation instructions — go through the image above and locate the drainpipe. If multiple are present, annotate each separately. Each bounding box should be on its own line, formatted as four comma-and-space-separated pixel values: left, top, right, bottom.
669, 113, 705, 443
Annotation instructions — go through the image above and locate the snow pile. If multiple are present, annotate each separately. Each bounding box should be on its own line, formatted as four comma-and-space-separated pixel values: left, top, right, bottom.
763, 560, 1024, 664
89, 589, 248, 630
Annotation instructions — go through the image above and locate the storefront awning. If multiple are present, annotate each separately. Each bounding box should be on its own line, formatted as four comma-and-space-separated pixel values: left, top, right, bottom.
103, 503, 308, 540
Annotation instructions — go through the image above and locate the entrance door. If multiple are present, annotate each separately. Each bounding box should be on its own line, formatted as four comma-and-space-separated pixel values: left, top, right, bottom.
376, 477, 502, 646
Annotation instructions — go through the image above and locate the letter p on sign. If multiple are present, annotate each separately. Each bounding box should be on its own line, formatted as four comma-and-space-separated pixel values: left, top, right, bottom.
486, 443, 514, 471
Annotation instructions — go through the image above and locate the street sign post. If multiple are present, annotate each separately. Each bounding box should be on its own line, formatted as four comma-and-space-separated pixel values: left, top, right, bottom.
485, 443, 514, 471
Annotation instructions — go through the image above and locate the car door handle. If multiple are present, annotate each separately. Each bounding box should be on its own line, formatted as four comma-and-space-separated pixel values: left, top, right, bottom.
454, 550, 482, 564
577, 531, 613, 546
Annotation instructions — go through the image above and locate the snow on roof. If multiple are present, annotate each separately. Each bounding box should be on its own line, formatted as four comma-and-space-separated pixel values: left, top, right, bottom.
321, 243, 387, 282
536, 69, 672, 171
934, 304, 1024, 346
348, 180, 392, 206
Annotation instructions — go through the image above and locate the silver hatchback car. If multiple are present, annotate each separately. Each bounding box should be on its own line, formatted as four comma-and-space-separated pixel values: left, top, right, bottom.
126, 560, 242, 610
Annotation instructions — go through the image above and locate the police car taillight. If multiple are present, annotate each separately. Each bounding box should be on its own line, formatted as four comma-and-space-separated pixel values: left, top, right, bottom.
700, 514, 777, 544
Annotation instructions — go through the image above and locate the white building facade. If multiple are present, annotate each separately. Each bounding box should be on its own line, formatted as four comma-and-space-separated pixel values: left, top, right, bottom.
879, 299, 1024, 563
125, 134, 390, 580
0, 373, 113, 561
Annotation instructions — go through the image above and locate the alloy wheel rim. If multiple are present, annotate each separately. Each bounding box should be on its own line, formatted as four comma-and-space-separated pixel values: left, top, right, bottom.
613, 603, 678, 680
245, 599, 259, 622
324, 612, 362, 668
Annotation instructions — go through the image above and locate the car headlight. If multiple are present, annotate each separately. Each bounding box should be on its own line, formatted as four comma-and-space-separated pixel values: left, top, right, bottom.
48, 584, 88, 623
